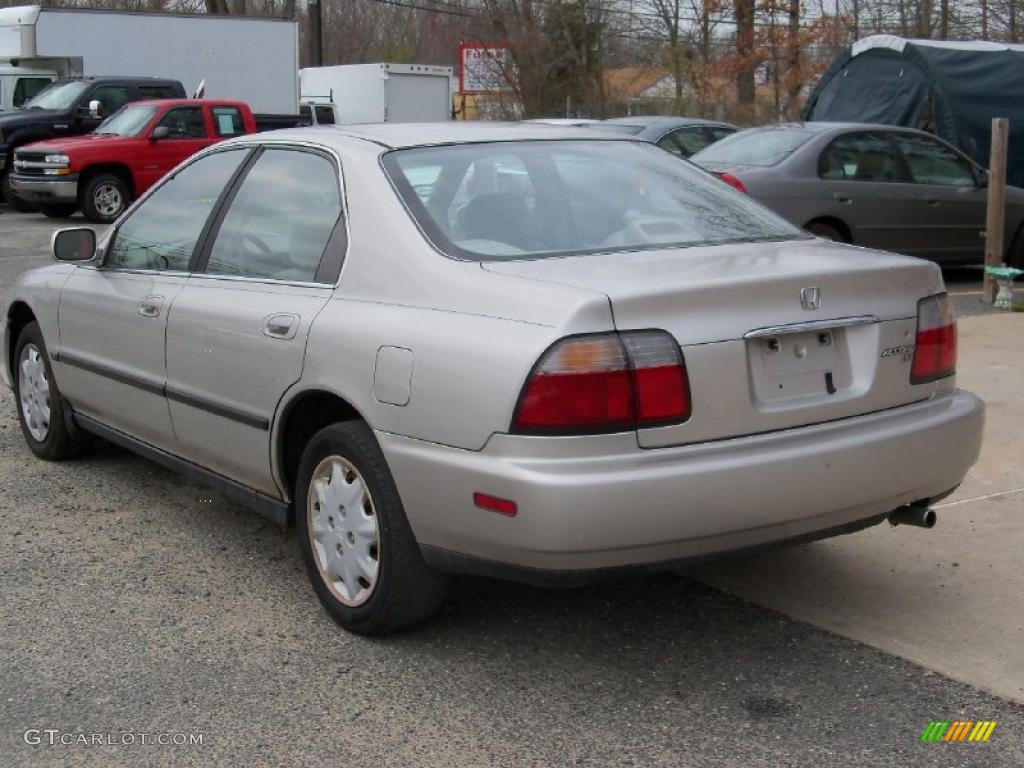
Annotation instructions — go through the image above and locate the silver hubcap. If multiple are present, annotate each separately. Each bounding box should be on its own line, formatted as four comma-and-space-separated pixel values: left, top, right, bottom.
307, 456, 380, 607
19, 343, 51, 442
93, 183, 123, 217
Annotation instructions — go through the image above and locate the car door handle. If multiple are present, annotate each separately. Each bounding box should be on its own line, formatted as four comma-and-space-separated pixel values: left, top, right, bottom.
137, 295, 164, 318
924, 199, 940, 206
262, 313, 300, 340
832, 193, 853, 204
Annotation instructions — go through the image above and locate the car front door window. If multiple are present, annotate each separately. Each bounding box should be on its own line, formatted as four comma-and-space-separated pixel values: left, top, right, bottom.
893, 134, 976, 186
157, 107, 207, 139
89, 85, 130, 118
204, 149, 342, 282
105, 149, 249, 272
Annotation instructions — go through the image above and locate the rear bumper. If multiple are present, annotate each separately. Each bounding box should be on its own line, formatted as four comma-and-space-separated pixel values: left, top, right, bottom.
379, 390, 984, 580
8, 174, 79, 202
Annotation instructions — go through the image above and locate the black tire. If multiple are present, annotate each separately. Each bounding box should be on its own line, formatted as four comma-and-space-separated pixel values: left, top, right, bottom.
806, 220, 846, 242
81, 173, 130, 223
1, 171, 36, 212
12, 321, 89, 461
295, 421, 448, 635
1007, 224, 1024, 269
37, 203, 78, 219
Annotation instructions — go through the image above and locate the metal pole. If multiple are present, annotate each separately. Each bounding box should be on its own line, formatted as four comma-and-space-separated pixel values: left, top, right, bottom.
983, 117, 1009, 304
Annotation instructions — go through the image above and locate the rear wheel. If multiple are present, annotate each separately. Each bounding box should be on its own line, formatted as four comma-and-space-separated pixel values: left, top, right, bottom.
296, 421, 448, 635
37, 203, 78, 219
12, 321, 88, 461
1, 171, 36, 212
81, 173, 130, 223
806, 220, 847, 243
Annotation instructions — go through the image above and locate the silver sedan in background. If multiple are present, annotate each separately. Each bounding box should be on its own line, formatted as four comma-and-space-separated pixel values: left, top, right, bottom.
596, 116, 738, 157
2, 124, 983, 634
691, 122, 1024, 266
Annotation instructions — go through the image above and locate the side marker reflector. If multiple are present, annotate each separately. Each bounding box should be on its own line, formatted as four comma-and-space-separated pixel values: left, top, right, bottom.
473, 492, 518, 517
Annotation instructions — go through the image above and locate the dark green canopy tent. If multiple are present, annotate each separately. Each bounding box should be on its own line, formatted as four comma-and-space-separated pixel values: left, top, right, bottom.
803, 35, 1024, 186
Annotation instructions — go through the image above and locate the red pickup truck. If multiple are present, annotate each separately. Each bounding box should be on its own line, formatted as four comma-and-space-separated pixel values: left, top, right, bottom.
10, 99, 256, 222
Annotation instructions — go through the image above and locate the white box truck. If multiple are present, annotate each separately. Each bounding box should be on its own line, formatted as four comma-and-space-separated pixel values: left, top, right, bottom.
0, 5, 299, 113
300, 63, 453, 123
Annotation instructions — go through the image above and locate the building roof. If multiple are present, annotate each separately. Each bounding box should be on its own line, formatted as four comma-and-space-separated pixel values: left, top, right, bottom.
603, 68, 672, 100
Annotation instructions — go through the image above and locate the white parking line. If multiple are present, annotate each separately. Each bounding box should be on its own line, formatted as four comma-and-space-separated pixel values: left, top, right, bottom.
934, 487, 1024, 508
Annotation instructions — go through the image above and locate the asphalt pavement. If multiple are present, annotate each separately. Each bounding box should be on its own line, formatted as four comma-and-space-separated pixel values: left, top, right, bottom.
1, 210, 1022, 767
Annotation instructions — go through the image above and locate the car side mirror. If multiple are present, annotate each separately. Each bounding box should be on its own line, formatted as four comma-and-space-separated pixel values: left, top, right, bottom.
87, 99, 103, 120
51, 227, 96, 262
150, 125, 170, 140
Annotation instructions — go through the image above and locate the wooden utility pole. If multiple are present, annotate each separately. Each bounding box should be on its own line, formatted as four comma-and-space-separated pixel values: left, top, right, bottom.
983, 117, 1009, 304
309, 0, 323, 67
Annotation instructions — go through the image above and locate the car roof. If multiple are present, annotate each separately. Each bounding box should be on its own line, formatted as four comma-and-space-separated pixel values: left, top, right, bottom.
603, 116, 736, 128
741, 121, 933, 135
128, 98, 249, 109
256, 122, 635, 150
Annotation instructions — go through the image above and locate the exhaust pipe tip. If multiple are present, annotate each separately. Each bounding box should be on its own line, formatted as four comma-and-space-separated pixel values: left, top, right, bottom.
888, 504, 937, 529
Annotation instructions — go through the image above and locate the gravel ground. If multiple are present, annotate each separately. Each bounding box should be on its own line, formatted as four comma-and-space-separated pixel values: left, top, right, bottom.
2, 210, 1022, 766
0, 388, 1022, 767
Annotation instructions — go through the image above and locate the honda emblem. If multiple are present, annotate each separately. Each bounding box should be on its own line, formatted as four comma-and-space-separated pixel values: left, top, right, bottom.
800, 287, 821, 311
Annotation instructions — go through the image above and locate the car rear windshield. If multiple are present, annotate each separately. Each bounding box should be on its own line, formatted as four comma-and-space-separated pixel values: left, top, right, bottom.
383, 140, 804, 261
95, 106, 156, 137
694, 126, 814, 167
593, 123, 645, 135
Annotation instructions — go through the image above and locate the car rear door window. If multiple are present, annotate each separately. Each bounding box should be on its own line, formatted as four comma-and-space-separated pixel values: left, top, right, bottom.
819, 133, 908, 182
137, 84, 177, 99
707, 126, 736, 143
106, 149, 249, 271
657, 127, 710, 158
892, 134, 976, 186
212, 106, 245, 136
157, 106, 207, 139
203, 149, 341, 282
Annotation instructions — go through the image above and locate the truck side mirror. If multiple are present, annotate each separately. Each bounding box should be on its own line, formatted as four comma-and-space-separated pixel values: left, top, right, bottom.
150, 125, 170, 140
88, 99, 104, 120
51, 228, 96, 262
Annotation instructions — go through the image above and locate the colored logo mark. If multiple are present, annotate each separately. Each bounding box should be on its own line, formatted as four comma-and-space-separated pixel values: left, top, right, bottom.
921, 721, 997, 742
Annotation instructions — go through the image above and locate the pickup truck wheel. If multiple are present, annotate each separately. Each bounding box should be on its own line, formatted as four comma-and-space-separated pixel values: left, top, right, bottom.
1, 172, 36, 212
37, 203, 78, 219
82, 174, 129, 223
296, 421, 448, 635
13, 322, 88, 461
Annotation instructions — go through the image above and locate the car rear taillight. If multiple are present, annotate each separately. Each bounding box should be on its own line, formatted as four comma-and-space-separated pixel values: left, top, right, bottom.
911, 293, 957, 385
716, 172, 747, 194
512, 331, 690, 434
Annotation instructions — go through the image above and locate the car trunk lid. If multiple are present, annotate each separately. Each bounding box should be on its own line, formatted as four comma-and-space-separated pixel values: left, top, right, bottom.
483, 238, 944, 446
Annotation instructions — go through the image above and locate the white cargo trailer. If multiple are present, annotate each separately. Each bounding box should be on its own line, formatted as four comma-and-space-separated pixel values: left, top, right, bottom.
0, 6, 299, 113
300, 63, 453, 123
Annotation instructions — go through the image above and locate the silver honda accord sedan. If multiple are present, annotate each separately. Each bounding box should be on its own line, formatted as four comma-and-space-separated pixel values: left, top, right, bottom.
1, 123, 984, 634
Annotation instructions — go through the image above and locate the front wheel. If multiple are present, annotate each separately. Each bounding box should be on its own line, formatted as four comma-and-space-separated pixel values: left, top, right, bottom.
13, 321, 89, 460
37, 203, 78, 219
296, 421, 448, 635
81, 173, 130, 223
1, 171, 36, 212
